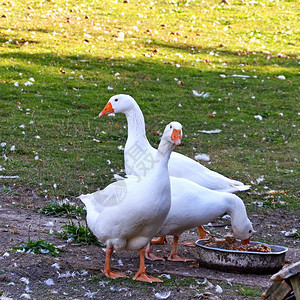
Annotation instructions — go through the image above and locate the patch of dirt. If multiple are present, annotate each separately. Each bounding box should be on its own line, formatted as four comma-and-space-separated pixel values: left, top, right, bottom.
0, 187, 299, 299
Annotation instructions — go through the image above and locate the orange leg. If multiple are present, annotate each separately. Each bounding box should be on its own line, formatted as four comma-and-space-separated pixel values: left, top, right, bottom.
197, 226, 210, 239
150, 236, 168, 245
145, 242, 165, 261
104, 246, 125, 279
184, 226, 210, 247
183, 241, 196, 247
167, 236, 194, 262
133, 248, 163, 283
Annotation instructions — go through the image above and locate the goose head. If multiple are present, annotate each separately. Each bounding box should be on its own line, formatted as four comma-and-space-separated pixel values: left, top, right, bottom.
162, 121, 183, 146
232, 219, 253, 244
99, 94, 136, 116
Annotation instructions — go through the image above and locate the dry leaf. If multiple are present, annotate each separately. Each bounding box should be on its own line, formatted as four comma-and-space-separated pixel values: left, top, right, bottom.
189, 264, 199, 268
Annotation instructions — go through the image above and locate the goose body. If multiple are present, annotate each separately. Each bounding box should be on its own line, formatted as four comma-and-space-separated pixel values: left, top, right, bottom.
100, 94, 250, 193
79, 122, 182, 282
115, 175, 253, 261
157, 177, 252, 239
80, 174, 170, 251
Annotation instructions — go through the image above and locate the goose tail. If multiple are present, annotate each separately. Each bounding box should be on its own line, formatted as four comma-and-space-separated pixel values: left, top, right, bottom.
231, 184, 251, 193
220, 184, 251, 193
78, 194, 92, 206
113, 174, 126, 181
235, 184, 251, 192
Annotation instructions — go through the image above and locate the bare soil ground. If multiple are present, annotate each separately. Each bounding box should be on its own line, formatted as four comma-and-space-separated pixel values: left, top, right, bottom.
0, 188, 299, 300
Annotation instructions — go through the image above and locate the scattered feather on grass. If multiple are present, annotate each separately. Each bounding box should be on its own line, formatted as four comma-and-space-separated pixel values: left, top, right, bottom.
11, 239, 63, 257
58, 223, 104, 247
155, 291, 171, 299
194, 154, 210, 162
38, 202, 86, 218
198, 129, 221, 134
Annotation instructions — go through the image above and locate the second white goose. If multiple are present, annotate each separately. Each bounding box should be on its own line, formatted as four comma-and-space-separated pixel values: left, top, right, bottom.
146, 177, 253, 261
99, 94, 250, 193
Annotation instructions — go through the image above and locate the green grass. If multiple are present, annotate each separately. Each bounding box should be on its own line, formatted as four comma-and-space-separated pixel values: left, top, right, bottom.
0, 185, 14, 195
235, 284, 265, 298
58, 222, 104, 246
0, 0, 299, 213
10, 239, 63, 256
38, 201, 86, 218
88, 274, 264, 298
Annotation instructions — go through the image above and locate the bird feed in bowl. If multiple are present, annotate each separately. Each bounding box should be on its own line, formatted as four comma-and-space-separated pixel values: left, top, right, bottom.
202, 236, 272, 253
195, 237, 288, 274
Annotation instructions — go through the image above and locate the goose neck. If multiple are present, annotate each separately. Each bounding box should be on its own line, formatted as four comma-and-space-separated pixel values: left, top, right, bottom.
124, 107, 146, 139
228, 196, 247, 227
156, 139, 175, 166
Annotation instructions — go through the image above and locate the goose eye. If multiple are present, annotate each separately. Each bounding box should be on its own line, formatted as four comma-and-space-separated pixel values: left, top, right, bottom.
115, 98, 119, 102
170, 125, 172, 129
249, 230, 252, 233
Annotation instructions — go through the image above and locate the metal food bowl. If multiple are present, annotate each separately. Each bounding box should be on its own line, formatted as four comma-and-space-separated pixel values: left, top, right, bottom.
195, 239, 288, 274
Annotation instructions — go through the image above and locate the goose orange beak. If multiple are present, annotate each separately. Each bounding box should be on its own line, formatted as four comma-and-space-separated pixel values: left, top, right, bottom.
171, 129, 181, 145
99, 102, 114, 117
242, 237, 251, 245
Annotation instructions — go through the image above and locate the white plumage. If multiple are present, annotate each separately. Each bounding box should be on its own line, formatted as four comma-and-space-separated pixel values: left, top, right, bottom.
79, 122, 182, 282
99, 94, 250, 193
114, 175, 253, 261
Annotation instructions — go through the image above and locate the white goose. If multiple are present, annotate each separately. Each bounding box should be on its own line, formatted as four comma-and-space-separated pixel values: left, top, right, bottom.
145, 178, 253, 261
99, 94, 250, 193
79, 122, 182, 283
